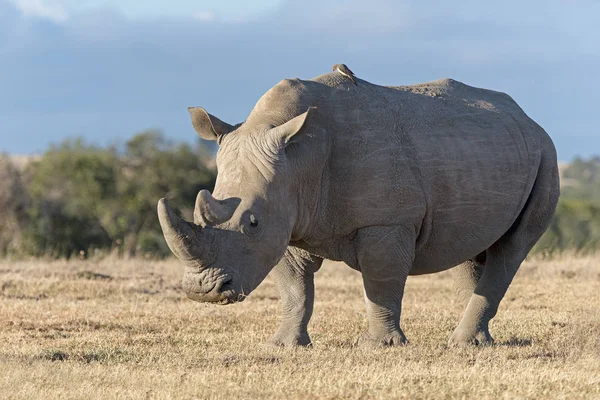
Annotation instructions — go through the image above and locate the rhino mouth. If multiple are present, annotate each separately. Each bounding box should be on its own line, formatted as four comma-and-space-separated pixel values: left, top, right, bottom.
185, 275, 247, 305
214, 277, 246, 304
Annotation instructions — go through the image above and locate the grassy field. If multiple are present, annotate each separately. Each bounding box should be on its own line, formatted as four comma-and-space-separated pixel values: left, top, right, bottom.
1, 255, 599, 399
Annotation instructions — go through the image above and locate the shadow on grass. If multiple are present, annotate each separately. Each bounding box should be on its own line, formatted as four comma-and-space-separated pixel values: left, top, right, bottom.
499, 337, 532, 347
39, 348, 136, 363
42, 350, 69, 361
76, 271, 112, 281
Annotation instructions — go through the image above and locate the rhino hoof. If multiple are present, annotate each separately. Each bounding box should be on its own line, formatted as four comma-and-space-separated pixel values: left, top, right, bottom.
356, 330, 408, 347
448, 329, 494, 347
267, 332, 312, 348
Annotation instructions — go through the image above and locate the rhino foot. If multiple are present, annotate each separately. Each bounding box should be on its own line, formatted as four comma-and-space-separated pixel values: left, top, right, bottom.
267, 330, 312, 347
356, 330, 408, 347
448, 328, 494, 347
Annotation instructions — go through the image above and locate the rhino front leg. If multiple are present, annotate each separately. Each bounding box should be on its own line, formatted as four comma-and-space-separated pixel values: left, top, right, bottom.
356, 226, 415, 347
268, 247, 323, 347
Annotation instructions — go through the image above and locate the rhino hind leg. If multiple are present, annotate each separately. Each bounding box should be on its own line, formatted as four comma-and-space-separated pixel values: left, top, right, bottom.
452, 257, 485, 306
449, 151, 559, 347
267, 247, 323, 347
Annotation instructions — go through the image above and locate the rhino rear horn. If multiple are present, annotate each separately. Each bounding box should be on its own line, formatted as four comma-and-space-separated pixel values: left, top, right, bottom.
194, 190, 238, 226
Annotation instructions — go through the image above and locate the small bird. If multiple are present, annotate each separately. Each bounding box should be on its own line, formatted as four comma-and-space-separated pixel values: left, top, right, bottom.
332, 64, 357, 85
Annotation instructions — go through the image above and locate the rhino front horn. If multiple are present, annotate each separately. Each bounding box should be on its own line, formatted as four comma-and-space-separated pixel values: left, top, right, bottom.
157, 198, 206, 262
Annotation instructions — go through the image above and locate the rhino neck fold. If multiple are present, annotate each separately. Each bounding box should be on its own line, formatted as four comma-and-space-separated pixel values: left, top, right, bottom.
288, 153, 332, 244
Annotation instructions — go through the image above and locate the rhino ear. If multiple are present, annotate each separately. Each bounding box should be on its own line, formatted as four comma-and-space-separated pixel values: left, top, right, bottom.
188, 107, 237, 142
271, 107, 317, 146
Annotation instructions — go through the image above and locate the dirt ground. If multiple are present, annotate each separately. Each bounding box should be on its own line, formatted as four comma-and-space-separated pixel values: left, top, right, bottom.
1, 255, 599, 399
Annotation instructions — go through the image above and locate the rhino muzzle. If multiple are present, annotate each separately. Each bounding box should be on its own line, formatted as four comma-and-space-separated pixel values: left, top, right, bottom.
184, 273, 244, 304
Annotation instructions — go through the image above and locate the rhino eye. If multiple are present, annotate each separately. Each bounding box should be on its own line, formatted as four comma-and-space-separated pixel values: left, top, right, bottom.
242, 213, 261, 236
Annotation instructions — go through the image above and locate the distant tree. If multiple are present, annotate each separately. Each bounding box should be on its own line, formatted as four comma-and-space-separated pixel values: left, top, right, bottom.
22, 140, 116, 257
553, 199, 600, 250
529, 156, 600, 254
561, 157, 600, 201
19, 133, 216, 258
0, 155, 30, 255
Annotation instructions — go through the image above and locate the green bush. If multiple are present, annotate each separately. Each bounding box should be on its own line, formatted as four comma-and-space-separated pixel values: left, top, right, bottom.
0, 155, 30, 256
17, 132, 215, 258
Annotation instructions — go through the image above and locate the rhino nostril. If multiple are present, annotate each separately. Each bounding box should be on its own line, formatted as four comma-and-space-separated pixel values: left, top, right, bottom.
217, 276, 233, 293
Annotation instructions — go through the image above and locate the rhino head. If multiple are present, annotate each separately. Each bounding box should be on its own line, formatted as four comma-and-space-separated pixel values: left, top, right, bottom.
158, 104, 328, 304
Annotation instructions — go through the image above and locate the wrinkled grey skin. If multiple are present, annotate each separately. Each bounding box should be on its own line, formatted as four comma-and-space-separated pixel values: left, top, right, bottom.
158, 73, 559, 347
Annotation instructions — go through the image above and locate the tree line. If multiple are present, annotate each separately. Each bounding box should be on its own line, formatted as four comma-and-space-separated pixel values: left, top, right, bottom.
0, 131, 215, 258
0, 135, 598, 259
534, 156, 600, 254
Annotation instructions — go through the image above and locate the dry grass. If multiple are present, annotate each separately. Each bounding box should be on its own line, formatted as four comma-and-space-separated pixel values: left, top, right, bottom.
1, 255, 599, 399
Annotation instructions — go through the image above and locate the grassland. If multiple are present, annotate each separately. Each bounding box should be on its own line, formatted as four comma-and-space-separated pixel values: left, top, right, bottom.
1, 255, 599, 399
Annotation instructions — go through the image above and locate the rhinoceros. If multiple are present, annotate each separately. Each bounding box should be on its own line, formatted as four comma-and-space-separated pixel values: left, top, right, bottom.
158, 73, 559, 347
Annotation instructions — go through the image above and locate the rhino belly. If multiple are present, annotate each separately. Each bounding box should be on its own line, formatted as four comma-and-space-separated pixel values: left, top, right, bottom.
409, 167, 536, 274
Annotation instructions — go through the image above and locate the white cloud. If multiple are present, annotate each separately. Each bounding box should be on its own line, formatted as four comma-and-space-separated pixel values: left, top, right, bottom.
10, 0, 69, 23
192, 11, 217, 22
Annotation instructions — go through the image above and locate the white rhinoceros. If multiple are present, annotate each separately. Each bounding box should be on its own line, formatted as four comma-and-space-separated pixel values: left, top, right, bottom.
158, 73, 559, 347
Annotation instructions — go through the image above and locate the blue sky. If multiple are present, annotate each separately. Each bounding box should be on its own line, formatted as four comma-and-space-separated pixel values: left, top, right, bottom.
1, 0, 599, 160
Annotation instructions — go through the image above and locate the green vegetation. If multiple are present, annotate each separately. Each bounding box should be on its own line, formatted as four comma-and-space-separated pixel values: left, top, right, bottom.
0, 136, 598, 258
534, 157, 600, 254
0, 131, 215, 258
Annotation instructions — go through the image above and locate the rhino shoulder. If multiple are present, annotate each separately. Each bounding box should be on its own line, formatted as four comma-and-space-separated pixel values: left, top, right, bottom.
246, 78, 319, 127
255, 79, 307, 109
270, 78, 307, 98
